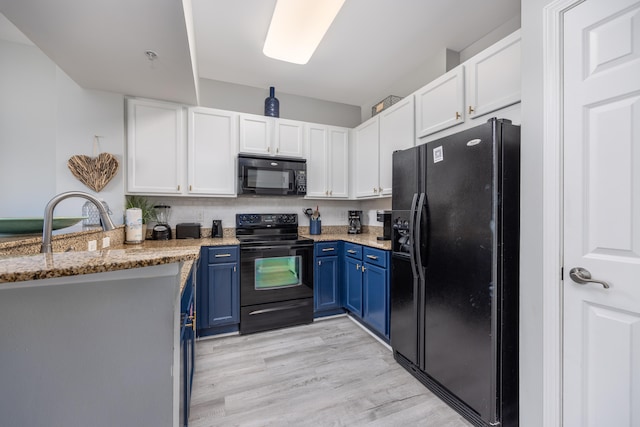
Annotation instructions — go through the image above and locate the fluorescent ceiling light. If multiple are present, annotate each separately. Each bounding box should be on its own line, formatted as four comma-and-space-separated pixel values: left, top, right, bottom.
263, 0, 346, 65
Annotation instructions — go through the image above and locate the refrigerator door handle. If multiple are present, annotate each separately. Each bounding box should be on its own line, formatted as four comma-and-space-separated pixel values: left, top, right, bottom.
414, 192, 426, 283
408, 193, 419, 279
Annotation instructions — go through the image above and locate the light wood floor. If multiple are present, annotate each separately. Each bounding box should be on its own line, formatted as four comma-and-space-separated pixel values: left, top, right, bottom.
189, 316, 472, 427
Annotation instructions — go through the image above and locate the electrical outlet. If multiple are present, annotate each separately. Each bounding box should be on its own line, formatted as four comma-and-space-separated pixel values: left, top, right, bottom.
88, 240, 97, 251
102, 236, 110, 248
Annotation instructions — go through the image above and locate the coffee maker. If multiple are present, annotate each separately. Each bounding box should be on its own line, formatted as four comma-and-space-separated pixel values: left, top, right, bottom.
348, 210, 362, 234
152, 205, 172, 240
376, 210, 392, 241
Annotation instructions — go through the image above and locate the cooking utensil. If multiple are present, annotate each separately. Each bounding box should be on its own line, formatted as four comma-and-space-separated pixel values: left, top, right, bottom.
303, 208, 313, 219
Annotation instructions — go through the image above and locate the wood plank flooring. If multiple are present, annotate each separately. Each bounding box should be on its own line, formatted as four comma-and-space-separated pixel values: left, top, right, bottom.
189, 316, 472, 427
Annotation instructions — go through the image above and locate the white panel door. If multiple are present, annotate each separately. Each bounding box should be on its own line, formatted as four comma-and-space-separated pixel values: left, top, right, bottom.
465, 29, 521, 120
187, 107, 237, 196
378, 96, 415, 195
274, 119, 304, 158
305, 124, 328, 198
415, 66, 464, 138
126, 98, 184, 194
239, 114, 271, 155
327, 126, 349, 198
353, 117, 380, 198
563, 1, 640, 426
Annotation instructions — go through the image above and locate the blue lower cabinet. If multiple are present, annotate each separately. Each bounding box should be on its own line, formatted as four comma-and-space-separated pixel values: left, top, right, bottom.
363, 263, 388, 337
362, 247, 390, 339
344, 256, 363, 316
314, 241, 343, 316
180, 261, 197, 427
197, 246, 240, 337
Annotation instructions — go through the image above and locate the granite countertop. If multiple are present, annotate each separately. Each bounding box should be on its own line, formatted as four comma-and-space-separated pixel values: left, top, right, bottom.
301, 232, 392, 251
0, 236, 239, 285
0, 226, 390, 286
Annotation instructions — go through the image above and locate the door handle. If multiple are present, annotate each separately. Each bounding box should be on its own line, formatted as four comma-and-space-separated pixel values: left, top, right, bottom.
569, 267, 610, 289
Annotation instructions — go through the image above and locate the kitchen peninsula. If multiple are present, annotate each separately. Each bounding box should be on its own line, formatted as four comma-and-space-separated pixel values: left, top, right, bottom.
0, 227, 236, 427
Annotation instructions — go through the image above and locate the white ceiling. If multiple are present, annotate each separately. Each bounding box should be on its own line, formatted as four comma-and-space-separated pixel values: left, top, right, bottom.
0, 0, 520, 108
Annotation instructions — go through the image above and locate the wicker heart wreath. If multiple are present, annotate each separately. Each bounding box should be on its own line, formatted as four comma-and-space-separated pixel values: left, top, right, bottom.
67, 152, 119, 192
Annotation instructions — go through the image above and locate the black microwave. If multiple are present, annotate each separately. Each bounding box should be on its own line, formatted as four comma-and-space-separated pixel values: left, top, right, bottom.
237, 154, 307, 196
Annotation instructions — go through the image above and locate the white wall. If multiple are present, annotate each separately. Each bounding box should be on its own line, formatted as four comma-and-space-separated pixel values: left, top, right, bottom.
519, 0, 548, 426
198, 78, 362, 128
0, 39, 125, 222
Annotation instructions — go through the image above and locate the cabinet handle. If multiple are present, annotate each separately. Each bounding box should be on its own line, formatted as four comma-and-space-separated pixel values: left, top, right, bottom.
189, 185, 192, 191
215, 253, 232, 257
468, 106, 475, 115
362, 265, 366, 272
276, 147, 279, 153
318, 260, 322, 266
366, 254, 378, 260
234, 265, 236, 272
325, 190, 329, 196
373, 187, 378, 193
330, 190, 333, 196
177, 185, 181, 191
455, 111, 461, 120
378, 187, 383, 193
347, 249, 356, 254
267, 146, 271, 153
322, 248, 335, 252
356, 264, 360, 271
185, 312, 196, 331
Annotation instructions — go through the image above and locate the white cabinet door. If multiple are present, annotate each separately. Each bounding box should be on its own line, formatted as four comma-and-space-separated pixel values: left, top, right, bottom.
415, 66, 465, 138
353, 117, 380, 198
187, 107, 237, 196
378, 96, 415, 195
274, 119, 304, 158
305, 124, 349, 198
126, 98, 184, 194
305, 124, 328, 198
327, 126, 349, 198
466, 29, 521, 120
239, 114, 271, 155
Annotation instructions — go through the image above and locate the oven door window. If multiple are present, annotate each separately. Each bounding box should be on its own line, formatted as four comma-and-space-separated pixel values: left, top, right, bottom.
246, 168, 293, 191
254, 256, 301, 289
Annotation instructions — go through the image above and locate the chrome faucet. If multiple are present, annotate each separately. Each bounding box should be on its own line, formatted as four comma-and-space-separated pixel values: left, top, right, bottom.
41, 191, 116, 253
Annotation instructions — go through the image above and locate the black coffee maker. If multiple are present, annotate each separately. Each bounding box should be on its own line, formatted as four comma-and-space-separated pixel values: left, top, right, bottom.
376, 210, 392, 241
348, 210, 362, 234
152, 205, 172, 240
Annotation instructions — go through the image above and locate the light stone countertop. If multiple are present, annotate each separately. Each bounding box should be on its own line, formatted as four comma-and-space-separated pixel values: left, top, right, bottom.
0, 236, 239, 285
0, 226, 390, 286
301, 232, 392, 251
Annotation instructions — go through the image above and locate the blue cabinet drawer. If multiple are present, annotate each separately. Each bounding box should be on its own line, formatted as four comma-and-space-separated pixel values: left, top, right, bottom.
363, 247, 387, 268
206, 246, 238, 264
344, 242, 362, 259
316, 241, 339, 257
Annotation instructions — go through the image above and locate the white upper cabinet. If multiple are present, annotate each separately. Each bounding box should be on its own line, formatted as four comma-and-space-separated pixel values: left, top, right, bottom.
353, 116, 381, 198
414, 66, 465, 138
378, 96, 415, 195
239, 114, 304, 158
275, 119, 305, 157
465, 29, 521, 120
126, 98, 185, 194
305, 123, 349, 198
187, 107, 237, 197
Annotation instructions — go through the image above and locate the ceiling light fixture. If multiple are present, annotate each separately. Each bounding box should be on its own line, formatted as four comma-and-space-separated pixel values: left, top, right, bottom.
263, 0, 346, 65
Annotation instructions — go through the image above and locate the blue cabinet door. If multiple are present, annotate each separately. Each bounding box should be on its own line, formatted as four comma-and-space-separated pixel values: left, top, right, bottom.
315, 255, 339, 311
363, 263, 388, 337
207, 262, 239, 327
344, 256, 363, 316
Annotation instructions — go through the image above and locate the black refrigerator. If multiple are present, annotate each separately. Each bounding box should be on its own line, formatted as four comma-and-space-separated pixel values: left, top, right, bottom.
390, 118, 519, 427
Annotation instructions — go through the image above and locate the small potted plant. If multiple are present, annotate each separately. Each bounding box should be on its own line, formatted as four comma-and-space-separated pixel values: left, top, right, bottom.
125, 195, 155, 238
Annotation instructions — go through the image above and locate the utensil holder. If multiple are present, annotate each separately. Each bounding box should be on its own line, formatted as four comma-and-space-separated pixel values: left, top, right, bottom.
310, 219, 321, 235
